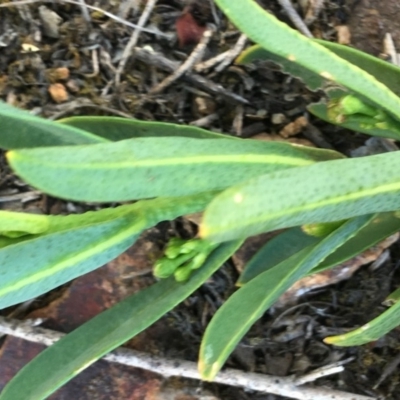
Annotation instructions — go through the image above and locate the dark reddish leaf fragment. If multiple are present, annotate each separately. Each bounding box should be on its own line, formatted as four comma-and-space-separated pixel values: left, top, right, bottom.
175, 7, 207, 47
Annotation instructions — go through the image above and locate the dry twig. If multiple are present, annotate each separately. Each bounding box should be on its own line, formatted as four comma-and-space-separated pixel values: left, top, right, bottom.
150, 27, 214, 94
132, 47, 248, 104
0, 0, 169, 37
115, 0, 158, 86
0, 317, 377, 400
195, 33, 247, 73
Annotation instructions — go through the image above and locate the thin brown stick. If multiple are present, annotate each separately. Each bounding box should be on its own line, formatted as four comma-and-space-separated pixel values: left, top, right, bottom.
150, 27, 214, 94
131, 47, 248, 104
195, 33, 247, 73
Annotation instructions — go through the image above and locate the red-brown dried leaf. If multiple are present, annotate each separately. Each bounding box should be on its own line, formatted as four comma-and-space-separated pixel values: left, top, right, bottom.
175, 8, 207, 47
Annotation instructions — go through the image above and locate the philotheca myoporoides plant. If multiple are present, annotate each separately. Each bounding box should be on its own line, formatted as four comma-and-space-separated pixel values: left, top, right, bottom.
1, 0, 400, 398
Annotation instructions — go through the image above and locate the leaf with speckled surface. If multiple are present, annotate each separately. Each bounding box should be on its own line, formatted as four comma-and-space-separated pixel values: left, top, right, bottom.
201, 151, 400, 242
7, 137, 342, 202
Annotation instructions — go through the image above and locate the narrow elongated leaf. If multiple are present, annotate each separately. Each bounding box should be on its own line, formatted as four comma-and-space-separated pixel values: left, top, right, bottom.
239, 212, 400, 284
0, 193, 214, 309
237, 40, 400, 97
215, 0, 400, 123
0, 241, 242, 400
238, 44, 400, 140
324, 295, 400, 346
59, 116, 231, 141
0, 210, 49, 237
237, 44, 326, 91
199, 215, 373, 380
237, 227, 320, 285
7, 137, 342, 202
315, 39, 400, 98
0, 102, 106, 149
201, 151, 400, 242
314, 212, 400, 272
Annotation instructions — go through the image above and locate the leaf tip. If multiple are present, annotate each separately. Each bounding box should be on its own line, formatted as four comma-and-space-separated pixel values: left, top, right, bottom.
6, 150, 16, 163
198, 360, 221, 382
199, 224, 208, 239
323, 336, 335, 344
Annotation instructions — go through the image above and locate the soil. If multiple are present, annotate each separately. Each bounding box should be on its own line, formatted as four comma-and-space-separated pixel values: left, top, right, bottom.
1, 0, 400, 399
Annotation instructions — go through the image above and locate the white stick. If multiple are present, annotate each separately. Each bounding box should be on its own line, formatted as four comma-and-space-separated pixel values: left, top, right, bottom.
0, 317, 376, 400
114, 0, 158, 85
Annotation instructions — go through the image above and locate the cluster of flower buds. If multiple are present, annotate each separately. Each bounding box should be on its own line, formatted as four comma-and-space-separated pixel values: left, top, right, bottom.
154, 238, 218, 282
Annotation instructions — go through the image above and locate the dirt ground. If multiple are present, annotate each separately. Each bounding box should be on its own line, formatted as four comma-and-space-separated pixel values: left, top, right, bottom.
1, 0, 400, 399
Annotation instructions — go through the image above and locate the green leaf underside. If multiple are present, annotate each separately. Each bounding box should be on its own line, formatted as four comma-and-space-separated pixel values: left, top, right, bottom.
201, 151, 400, 242
238, 40, 400, 98
59, 116, 231, 141
0, 101, 106, 149
324, 296, 400, 346
237, 227, 319, 285
315, 212, 400, 272
199, 215, 373, 380
239, 212, 400, 284
214, 0, 400, 123
308, 102, 400, 141
238, 44, 400, 140
0, 241, 242, 400
315, 39, 400, 98
0, 193, 215, 309
7, 137, 342, 202
236, 45, 325, 91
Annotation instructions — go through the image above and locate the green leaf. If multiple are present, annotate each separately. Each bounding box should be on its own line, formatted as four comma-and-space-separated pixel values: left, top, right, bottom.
7, 137, 342, 202
0, 193, 214, 309
199, 215, 373, 380
237, 44, 326, 91
237, 227, 319, 285
238, 40, 400, 97
238, 44, 400, 140
315, 39, 400, 98
0, 210, 50, 237
0, 241, 242, 400
0, 102, 106, 149
59, 116, 231, 141
214, 0, 400, 124
315, 212, 400, 273
324, 293, 400, 346
201, 151, 400, 242
239, 212, 400, 284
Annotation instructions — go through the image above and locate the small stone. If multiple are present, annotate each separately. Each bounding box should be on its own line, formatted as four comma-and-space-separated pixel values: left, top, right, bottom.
279, 116, 308, 138
335, 25, 351, 45
39, 6, 63, 39
48, 83, 68, 103
193, 96, 216, 116
54, 67, 70, 80
66, 79, 80, 93
271, 113, 287, 124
